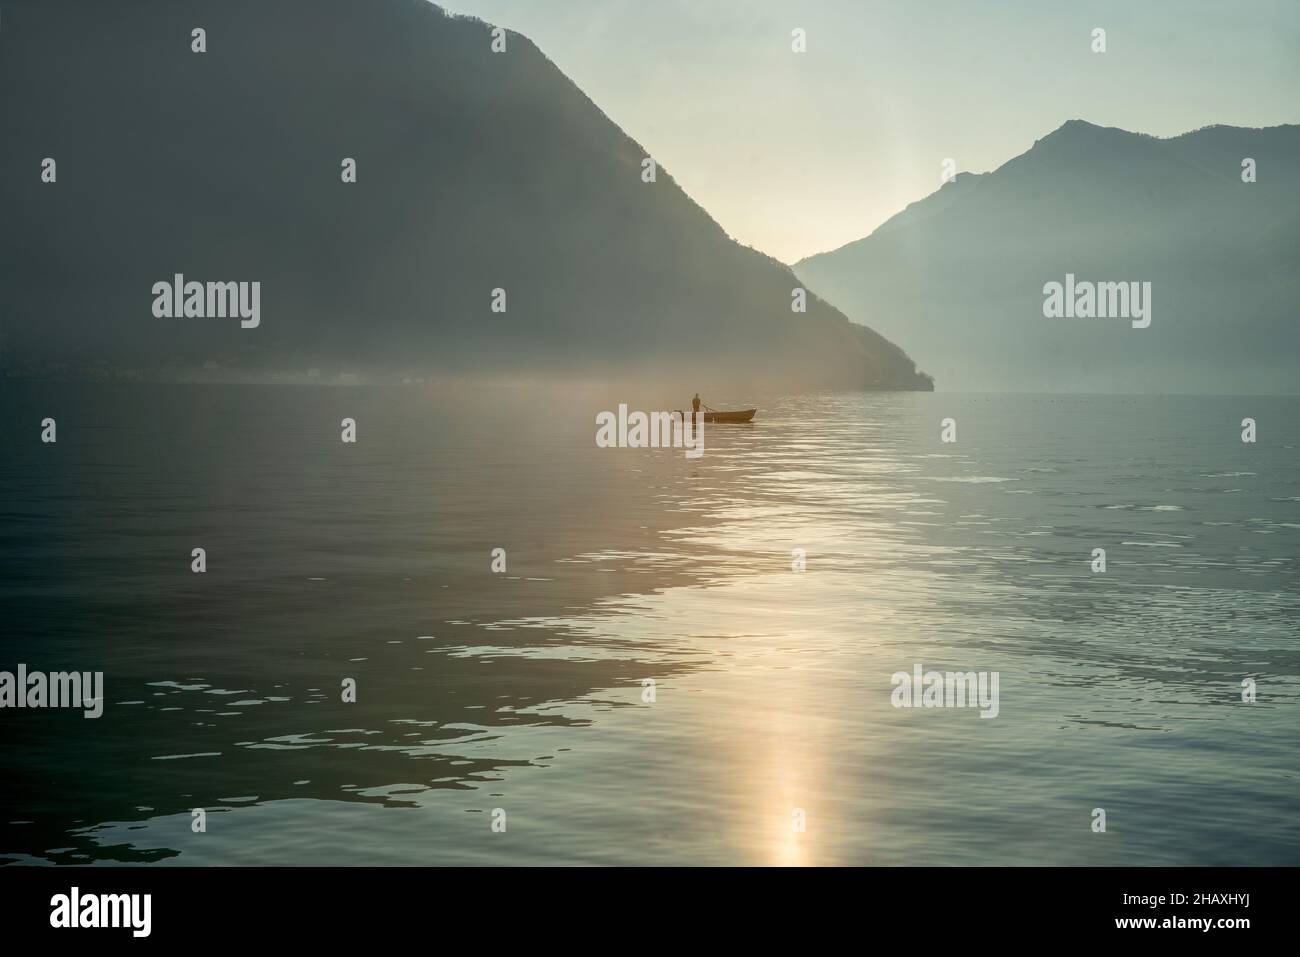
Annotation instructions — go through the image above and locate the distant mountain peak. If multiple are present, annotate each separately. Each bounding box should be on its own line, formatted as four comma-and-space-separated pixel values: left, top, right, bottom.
1034, 118, 1152, 148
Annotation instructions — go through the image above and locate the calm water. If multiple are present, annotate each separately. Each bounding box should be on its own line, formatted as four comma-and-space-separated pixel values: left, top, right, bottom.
1, 382, 1297, 865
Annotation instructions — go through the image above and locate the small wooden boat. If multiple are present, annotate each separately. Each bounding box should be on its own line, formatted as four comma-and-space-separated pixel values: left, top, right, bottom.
676, 408, 756, 424
704, 408, 756, 423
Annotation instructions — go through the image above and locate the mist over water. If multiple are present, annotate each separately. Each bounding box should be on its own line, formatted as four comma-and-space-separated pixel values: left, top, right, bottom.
2, 382, 1297, 865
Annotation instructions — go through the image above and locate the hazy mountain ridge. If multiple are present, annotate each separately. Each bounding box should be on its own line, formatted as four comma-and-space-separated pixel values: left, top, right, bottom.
0, 0, 932, 391
795, 119, 1300, 393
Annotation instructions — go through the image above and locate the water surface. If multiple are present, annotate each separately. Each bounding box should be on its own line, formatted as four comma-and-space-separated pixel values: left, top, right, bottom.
1, 383, 1297, 865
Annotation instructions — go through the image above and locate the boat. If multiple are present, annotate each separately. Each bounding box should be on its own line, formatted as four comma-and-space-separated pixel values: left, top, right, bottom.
703, 408, 756, 423
676, 408, 756, 424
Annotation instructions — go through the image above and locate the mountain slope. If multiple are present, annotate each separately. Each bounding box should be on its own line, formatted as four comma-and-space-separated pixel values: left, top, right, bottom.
795, 120, 1300, 393
0, 0, 932, 390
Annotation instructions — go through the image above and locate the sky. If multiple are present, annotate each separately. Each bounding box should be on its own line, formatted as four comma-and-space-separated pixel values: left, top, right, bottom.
439, 0, 1300, 264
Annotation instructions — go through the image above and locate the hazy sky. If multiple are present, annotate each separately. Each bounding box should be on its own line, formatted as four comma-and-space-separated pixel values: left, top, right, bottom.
440, 0, 1300, 263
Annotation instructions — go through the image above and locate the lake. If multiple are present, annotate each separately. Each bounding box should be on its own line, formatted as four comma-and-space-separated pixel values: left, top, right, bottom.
1, 382, 1297, 865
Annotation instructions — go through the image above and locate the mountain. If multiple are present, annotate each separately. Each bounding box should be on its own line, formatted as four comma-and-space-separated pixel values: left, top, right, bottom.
0, 0, 932, 391
794, 120, 1300, 393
